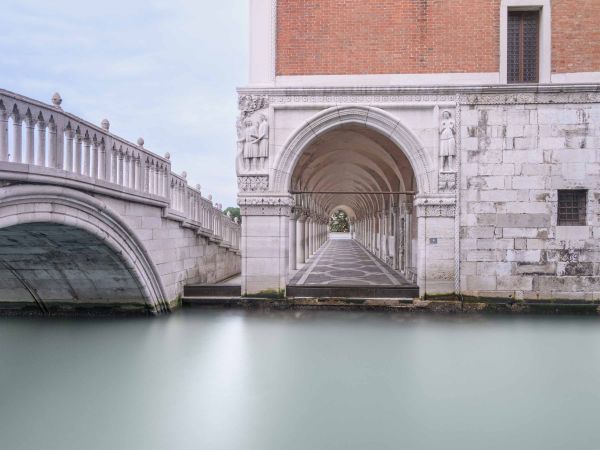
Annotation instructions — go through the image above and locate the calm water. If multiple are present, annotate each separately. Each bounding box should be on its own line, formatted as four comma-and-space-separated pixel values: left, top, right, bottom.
1, 309, 600, 450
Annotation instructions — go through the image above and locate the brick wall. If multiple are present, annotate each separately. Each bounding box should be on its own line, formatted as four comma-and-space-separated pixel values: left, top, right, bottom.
552, 0, 600, 74
276, 0, 600, 76
276, 0, 500, 75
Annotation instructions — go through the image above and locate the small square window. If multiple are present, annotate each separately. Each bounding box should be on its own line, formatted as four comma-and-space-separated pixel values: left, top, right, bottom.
557, 190, 587, 226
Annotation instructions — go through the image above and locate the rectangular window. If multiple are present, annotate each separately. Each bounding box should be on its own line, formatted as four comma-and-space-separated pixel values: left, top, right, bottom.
507, 10, 539, 83
557, 190, 587, 226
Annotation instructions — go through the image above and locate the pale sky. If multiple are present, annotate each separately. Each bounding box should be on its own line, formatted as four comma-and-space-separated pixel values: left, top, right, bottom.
0, 0, 249, 208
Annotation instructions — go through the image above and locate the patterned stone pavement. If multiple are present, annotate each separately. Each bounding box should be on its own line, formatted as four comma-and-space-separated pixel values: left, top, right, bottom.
289, 239, 412, 286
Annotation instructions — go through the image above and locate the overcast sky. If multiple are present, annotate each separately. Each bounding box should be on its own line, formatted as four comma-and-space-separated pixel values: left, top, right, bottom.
0, 0, 248, 208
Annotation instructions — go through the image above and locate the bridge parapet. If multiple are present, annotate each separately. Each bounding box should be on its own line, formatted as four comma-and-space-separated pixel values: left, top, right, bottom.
0, 88, 239, 251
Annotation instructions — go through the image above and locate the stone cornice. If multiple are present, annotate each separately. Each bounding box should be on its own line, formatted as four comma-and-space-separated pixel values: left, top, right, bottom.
237, 83, 600, 97
238, 84, 600, 106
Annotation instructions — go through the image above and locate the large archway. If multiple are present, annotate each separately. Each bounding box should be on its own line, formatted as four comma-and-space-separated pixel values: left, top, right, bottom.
239, 105, 456, 298
286, 121, 419, 293
0, 184, 169, 313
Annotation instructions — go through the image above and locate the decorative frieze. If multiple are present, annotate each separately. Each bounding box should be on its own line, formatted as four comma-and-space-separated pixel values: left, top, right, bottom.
237, 176, 269, 192
238, 195, 294, 216
438, 172, 457, 193
415, 198, 456, 218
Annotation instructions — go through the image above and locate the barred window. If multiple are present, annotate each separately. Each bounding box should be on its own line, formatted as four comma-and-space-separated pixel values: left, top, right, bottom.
508, 11, 539, 83
557, 190, 587, 226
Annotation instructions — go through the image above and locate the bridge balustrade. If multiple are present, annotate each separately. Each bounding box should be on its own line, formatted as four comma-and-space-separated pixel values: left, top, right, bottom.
0, 88, 239, 251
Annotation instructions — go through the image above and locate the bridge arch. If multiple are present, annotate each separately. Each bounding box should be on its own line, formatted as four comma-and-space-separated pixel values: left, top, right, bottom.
0, 184, 168, 313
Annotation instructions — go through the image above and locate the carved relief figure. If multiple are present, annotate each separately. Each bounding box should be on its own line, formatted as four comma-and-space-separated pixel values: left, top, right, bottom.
439, 110, 456, 172
257, 114, 269, 158
236, 117, 246, 171
236, 95, 270, 174
243, 119, 259, 159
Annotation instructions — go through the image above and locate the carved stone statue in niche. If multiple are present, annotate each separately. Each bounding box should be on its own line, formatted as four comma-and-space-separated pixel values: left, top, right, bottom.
439, 110, 456, 172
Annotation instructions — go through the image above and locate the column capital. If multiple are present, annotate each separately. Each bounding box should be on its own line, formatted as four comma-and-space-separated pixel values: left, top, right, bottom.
238, 194, 294, 216
415, 196, 456, 218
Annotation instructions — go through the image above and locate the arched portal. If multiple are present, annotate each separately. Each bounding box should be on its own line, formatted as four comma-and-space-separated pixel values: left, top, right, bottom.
287, 121, 419, 289
0, 185, 168, 313
239, 105, 456, 298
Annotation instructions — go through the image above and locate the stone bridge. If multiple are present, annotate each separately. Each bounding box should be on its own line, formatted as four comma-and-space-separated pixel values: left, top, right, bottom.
0, 89, 240, 314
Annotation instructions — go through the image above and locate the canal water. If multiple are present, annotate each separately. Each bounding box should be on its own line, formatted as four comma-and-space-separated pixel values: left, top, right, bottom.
1, 309, 599, 450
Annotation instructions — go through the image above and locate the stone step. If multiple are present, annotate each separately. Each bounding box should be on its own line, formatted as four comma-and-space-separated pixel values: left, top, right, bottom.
183, 284, 241, 297
286, 284, 419, 299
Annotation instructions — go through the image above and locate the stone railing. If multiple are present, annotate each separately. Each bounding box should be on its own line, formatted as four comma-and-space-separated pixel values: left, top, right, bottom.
0, 88, 240, 251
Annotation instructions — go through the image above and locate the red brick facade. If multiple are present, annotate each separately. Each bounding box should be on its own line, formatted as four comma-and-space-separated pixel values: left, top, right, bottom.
552, 0, 600, 74
276, 0, 600, 76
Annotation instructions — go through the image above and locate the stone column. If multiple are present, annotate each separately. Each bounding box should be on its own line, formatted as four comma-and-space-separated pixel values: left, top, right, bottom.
415, 197, 456, 297
239, 195, 292, 297
296, 212, 306, 265
288, 208, 298, 271
304, 217, 310, 260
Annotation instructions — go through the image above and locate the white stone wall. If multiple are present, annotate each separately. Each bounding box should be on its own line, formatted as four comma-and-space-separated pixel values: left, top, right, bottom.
460, 101, 600, 300
238, 86, 600, 301
97, 194, 241, 303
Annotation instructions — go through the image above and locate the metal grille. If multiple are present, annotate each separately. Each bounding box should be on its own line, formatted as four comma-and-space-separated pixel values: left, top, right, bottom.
558, 190, 587, 226
507, 11, 539, 83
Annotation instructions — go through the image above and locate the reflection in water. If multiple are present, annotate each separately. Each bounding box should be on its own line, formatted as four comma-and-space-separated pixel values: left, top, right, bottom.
1, 310, 600, 450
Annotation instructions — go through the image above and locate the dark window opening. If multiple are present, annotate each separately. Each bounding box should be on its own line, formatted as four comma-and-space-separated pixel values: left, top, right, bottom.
508, 10, 539, 83
557, 190, 587, 226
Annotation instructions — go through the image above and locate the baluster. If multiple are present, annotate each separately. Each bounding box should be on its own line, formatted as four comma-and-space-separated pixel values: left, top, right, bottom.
135, 157, 141, 190
48, 121, 58, 168
131, 155, 138, 190
149, 163, 155, 194
111, 147, 118, 183
74, 131, 82, 174
37, 121, 46, 166
163, 167, 169, 198
144, 161, 150, 192
156, 165, 163, 196
64, 126, 73, 171
12, 112, 22, 163
91, 138, 99, 178
154, 162, 159, 195
25, 116, 35, 164
123, 153, 129, 187
98, 141, 106, 180
83, 136, 90, 176
118, 150, 124, 186
0, 108, 7, 161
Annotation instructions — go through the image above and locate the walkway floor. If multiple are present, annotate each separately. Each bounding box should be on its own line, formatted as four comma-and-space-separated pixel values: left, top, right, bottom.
289, 239, 413, 286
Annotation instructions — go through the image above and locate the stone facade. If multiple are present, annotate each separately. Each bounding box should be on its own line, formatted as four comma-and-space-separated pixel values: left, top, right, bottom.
460, 93, 600, 300
240, 0, 600, 301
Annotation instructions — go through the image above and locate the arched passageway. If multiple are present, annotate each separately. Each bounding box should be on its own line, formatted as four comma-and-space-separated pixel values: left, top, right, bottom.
286, 123, 419, 293
0, 223, 150, 313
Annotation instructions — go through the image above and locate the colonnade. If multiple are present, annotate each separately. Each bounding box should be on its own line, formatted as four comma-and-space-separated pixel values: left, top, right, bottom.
287, 208, 329, 270
353, 200, 416, 281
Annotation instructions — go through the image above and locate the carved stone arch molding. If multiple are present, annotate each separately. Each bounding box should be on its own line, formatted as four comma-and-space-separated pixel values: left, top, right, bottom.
0, 184, 169, 313
271, 105, 435, 194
